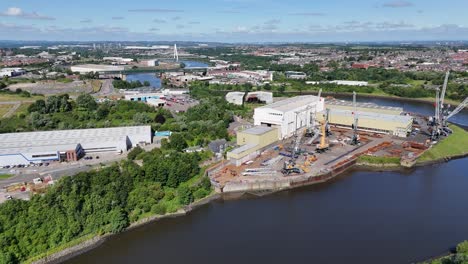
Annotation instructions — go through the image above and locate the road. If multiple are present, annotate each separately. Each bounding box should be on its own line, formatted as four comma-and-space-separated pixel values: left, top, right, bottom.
96, 79, 115, 96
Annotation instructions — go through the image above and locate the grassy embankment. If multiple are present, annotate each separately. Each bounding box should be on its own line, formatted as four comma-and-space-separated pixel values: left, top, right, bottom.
418, 125, 468, 163
357, 155, 401, 165
0, 93, 43, 117
0, 174, 13, 179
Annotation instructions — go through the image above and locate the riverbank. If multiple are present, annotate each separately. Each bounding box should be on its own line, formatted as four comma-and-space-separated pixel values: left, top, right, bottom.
30, 193, 221, 264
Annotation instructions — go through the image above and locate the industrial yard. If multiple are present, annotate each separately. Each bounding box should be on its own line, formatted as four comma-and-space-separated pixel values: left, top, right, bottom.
210, 72, 467, 194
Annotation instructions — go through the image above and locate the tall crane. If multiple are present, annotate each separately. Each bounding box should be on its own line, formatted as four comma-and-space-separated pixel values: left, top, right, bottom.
438, 71, 450, 126
350, 91, 360, 145
305, 89, 322, 137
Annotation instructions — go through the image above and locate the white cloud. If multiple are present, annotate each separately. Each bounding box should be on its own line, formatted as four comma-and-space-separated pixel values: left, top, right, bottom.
0, 7, 55, 20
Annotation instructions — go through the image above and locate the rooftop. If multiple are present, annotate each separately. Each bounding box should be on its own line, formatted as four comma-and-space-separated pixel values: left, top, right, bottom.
327, 109, 413, 123
229, 143, 257, 155
241, 126, 275, 135
326, 99, 403, 112
257, 95, 321, 113
0, 126, 151, 154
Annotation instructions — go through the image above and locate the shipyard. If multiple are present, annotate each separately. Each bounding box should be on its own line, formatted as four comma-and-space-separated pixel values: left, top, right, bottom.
207, 72, 468, 194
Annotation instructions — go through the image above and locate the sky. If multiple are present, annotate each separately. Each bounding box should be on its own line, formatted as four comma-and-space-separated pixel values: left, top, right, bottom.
1, 0, 468, 42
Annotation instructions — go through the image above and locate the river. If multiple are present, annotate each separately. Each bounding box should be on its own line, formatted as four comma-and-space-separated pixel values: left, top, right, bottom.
66, 99, 468, 264
125, 73, 161, 89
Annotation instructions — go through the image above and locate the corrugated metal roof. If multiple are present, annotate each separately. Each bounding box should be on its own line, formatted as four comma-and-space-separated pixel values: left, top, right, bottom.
327, 109, 413, 123
257, 95, 320, 113
229, 143, 257, 154
326, 99, 403, 112
241, 126, 275, 135
0, 126, 150, 154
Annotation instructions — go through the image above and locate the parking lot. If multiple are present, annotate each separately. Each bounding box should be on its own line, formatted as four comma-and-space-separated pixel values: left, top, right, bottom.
162, 94, 199, 113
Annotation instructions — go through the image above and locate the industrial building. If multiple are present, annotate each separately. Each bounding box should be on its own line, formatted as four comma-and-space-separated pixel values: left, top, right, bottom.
326, 99, 403, 115
225, 92, 245, 105
0, 68, 26, 77
318, 109, 413, 137
124, 92, 165, 102
254, 95, 325, 139
0, 126, 152, 167
245, 91, 273, 104
306, 80, 369, 86
70, 64, 125, 73
285, 71, 307, 79
227, 126, 278, 166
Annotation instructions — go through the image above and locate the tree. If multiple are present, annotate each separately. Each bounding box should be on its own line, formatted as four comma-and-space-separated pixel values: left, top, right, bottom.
108, 207, 129, 233
263, 83, 272, 91
154, 113, 166, 124
178, 185, 192, 205
167, 133, 188, 152
143, 81, 151, 87
277, 84, 286, 94
127, 146, 144, 160
133, 112, 151, 124
76, 94, 98, 110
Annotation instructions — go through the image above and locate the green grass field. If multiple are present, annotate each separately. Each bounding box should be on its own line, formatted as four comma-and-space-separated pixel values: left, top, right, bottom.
0, 174, 13, 179
418, 125, 468, 162
0, 93, 43, 102
0, 105, 13, 117
358, 155, 401, 165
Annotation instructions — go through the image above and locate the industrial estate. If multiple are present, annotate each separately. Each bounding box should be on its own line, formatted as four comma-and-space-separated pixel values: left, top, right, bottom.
0, 38, 468, 264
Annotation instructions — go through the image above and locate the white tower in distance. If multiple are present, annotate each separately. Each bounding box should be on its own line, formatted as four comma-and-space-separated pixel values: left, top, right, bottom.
174, 44, 179, 62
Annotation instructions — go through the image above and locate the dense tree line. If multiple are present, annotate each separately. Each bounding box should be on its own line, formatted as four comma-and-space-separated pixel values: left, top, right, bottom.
112, 80, 150, 89
0, 147, 211, 263
0, 96, 160, 133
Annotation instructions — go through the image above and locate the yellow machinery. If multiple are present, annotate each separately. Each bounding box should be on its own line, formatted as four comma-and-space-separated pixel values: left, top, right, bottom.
316, 120, 329, 153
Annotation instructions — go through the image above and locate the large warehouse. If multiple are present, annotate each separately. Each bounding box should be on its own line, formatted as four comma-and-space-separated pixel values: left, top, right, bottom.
254, 95, 325, 139
326, 99, 403, 115
0, 126, 152, 167
70, 64, 125, 73
318, 109, 413, 137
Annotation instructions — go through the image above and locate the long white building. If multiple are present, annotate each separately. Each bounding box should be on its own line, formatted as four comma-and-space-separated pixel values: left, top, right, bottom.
254, 95, 325, 139
70, 64, 125, 73
0, 126, 152, 167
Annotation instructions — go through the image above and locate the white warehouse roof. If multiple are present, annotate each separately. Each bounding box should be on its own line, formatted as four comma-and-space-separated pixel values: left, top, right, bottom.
0, 126, 151, 154
256, 95, 321, 113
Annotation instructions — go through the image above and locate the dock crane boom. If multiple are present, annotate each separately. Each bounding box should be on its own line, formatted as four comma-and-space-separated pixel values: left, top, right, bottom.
446, 97, 468, 121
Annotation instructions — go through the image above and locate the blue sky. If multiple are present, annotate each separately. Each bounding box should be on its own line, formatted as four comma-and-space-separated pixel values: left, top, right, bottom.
1, 0, 467, 42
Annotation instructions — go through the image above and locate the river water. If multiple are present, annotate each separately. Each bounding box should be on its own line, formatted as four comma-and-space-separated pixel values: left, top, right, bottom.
125, 73, 161, 89
66, 99, 468, 264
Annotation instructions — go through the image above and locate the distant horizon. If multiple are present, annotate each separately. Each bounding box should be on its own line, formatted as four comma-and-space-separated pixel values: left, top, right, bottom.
1, 0, 468, 42
1, 39, 468, 46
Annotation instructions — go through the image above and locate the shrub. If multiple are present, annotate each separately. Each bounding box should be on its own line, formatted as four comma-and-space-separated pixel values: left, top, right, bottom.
151, 203, 167, 215
193, 188, 209, 200
127, 146, 144, 160
457, 241, 468, 254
